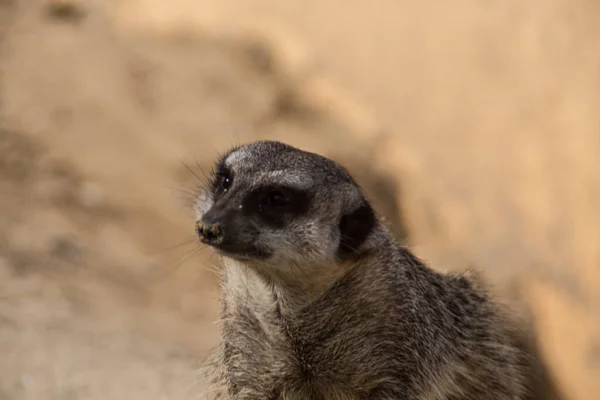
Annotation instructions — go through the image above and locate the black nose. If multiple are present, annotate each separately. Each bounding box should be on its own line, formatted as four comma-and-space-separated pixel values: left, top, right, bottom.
196, 220, 224, 244
196, 208, 226, 244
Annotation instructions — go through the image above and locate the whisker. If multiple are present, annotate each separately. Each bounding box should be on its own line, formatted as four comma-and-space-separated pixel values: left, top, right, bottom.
178, 158, 206, 184
165, 185, 198, 198
151, 245, 207, 282
194, 159, 213, 184
148, 237, 198, 255
200, 253, 223, 277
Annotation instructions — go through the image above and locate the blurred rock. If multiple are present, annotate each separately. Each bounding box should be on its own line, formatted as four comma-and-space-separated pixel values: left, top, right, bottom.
47, 0, 86, 22
0, 257, 11, 279
77, 181, 105, 209
93, 224, 156, 276
7, 210, 77, 255
523, 276, 600, 400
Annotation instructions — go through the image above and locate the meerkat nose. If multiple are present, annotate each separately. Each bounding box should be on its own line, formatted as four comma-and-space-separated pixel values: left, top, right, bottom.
195, 220, 224, 244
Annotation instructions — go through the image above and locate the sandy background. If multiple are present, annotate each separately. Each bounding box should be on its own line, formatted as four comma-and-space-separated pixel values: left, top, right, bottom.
0, 0, 599, 399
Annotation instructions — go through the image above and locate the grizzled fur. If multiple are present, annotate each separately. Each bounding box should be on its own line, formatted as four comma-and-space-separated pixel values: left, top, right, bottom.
195, 141, 529, 400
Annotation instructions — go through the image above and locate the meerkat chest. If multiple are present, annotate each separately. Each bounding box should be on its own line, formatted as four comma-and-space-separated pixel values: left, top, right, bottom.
220, 262, 293, 397
221, 263, 361, 399
222, 310, 364, 400
222, 312, 359, 400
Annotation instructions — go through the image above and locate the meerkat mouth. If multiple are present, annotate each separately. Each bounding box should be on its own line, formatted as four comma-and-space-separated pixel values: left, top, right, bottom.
212, 243, 272, 261
195, 220, 271, 260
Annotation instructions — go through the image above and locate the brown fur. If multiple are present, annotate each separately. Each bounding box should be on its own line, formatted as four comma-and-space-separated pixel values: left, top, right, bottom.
194, 141, 539, 399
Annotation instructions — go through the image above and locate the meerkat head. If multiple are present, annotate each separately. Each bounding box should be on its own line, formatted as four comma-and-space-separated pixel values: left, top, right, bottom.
195, 141, 377, 269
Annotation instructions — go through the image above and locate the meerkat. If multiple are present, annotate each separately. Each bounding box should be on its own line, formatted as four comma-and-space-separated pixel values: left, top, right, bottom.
194, 140, 529, 400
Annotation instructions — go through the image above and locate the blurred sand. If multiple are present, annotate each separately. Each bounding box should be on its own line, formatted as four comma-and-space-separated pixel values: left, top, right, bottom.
1, 0, 599, 399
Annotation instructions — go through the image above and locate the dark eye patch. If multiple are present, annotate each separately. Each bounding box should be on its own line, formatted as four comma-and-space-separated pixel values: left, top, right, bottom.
243, 185, 312, 228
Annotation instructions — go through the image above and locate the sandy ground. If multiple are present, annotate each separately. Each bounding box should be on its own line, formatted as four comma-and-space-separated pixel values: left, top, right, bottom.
1, 0, 599, 399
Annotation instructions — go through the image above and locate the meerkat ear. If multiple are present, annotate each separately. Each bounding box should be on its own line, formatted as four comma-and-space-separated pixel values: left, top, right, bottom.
337, 200, 376, 259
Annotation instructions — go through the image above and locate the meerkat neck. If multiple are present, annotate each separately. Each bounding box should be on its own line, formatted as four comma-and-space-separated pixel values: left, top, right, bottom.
220, 226, 395, 319
267, 261, 350, 317
258, 226, 394, 317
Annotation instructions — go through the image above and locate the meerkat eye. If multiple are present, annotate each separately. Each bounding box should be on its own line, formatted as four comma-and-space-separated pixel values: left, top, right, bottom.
213, 167, 233, 194
219, 174, 232, 191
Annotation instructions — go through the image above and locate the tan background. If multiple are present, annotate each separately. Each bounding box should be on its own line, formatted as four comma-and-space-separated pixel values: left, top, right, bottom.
0, 0, 598, 399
